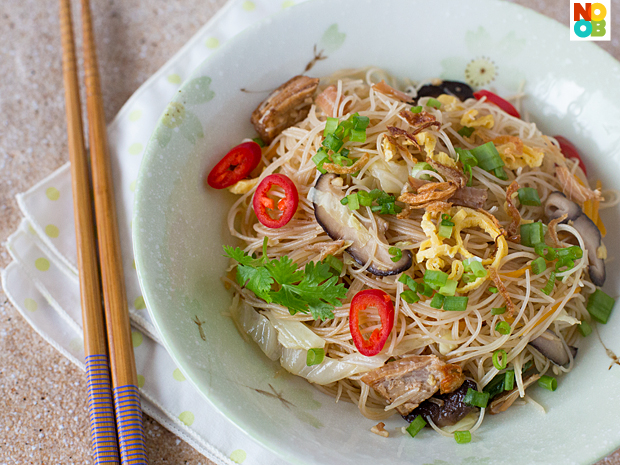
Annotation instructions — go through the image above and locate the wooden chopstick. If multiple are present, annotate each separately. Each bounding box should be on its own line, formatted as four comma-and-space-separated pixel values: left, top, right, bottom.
79, 0, 149, 463
58, 0, 121, 463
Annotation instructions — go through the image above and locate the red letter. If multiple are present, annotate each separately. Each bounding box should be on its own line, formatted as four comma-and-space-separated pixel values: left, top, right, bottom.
574, 3, 591, 21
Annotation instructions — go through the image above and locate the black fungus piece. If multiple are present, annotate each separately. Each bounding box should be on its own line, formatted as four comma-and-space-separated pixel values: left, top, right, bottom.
416, 81, 475, 102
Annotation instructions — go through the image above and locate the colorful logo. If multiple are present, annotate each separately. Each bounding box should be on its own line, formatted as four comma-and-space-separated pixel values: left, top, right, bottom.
570, 1, 611, 41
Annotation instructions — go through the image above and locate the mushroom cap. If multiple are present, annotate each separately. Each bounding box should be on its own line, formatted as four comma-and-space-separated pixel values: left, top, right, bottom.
416, 80, 475, 102
528, 329, 578, 367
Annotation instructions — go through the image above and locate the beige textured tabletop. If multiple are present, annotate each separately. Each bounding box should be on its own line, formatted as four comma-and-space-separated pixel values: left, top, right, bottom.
1, 0, 619, 463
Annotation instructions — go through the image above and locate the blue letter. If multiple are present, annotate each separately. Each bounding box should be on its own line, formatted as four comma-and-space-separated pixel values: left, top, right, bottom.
574, 19, 592, 37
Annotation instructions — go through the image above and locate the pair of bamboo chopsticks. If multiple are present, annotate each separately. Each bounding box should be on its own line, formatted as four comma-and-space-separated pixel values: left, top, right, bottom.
59, 0, 148, 463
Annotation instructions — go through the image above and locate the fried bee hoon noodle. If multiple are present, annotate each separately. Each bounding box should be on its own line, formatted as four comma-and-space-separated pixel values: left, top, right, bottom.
211, 68, 617, 439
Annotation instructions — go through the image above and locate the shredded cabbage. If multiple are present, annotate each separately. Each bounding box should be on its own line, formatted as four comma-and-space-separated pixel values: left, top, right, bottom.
231, 301, 281, 361
267, 315, 326, 350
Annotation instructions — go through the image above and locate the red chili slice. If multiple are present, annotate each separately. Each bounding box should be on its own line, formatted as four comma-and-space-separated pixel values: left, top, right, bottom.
252, 173, 299, 229
206, 141, 262, 189
554, 135, 587, 175
474, 90, 520, 119
349, 289, 395, 357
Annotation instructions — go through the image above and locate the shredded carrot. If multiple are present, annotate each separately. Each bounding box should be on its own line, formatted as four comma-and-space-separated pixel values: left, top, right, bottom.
499, 266, 530, 278
529, 287, 582, 331
583, 199, 593, 220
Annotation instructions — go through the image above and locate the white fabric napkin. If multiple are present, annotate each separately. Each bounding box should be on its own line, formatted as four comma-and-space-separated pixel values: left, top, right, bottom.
1, 1, 308, 463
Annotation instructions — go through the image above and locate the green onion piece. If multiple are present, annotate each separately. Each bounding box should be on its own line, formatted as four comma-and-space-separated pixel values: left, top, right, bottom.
405, 415, 426, 438
517, 187, 542, 206
424, 270, 449, 290
586, 289, 616, 324
426, 98, 441, 109
469, 260, 487, 278
470, 142, 504, 171
538, 375, 557, 392
442, 214, 452, 221
323, 117, 339, 136
578, 319, 592, 337
541, 272, 556, 295
421, 283, 434, 297
491, 307, 506, 315
357, 190, 372, 207
492, 349, 508, 370
346, 193, 360, 211
463, 388, 490, 408
350, 128, 367, 143
311, 149, 330, 174
398, 274, 417, 290
340, 197, 349, 205
520, 222, 545, 247
252, 137, 266, 147
410, 106, 423, 114
504, 369, 515, 391
489, 286, 498, 294
493, 166, 509, 180
454, 431, 471, 444
495, 321, 511, 335
556, 245, 583, 260
531, 257, 547, 275
461, 273, 476, 284
331, 153, 352, 167
439, 279, 458, 296
458, 126, 475, 138
306, 348, 325, 366
430, 293, 445, 309
411, 162, 435, 181
455, 147, 478, 167
324, 254, 343, 275
462, 259, 472, 272
555, 257, 575, 273
535, 243, 557, 261
443, 296, 468, 311
351, 114, 370, 130
401, 290, 420, 304
438, 223, 454, 238
389, 247, 403, 263
323, 133, 344, 152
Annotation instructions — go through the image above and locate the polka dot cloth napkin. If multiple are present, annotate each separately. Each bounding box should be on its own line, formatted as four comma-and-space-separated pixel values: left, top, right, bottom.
1, 1, 306, 463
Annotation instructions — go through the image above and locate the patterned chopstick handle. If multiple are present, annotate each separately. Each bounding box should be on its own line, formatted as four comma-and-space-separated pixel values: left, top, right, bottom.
85, 355, 120, 464
113, 385, 148, 464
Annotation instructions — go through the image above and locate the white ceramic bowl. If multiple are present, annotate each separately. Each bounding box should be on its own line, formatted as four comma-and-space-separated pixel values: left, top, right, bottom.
134, 1, 620, 463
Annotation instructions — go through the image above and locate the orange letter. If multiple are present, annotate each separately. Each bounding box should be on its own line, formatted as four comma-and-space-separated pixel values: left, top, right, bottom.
574, 2, 591, 21
591, 3, 607, 20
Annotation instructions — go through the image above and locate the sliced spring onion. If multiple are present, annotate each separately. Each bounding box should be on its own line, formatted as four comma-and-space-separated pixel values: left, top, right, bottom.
398, 274, 417, 290
461, 273, 476, 284
306, 348, 325, 366
489, 286, 498, 294
531, 257, 547, 275
495, 321, 511, 335
538, 375, 557, 392
351, 114, 370, 130
389, 247, 403, 263
454, 431, 471, 444
331, 153, 352, 167
492, 349, 508, 370
586, 289, 616, 324
340, 197, 349, 205
424, 270, 449, 290
517, 187, 542, 206
324, 254, 343, 274
442, 214, 452, 221
470, 142, 504, 171
401, 290, 420, 304
504, 369, 515, 391
350, 128, 366, 143
457, 126, 475, 138
541, 271, 556, 295
346, 193, 360, 211
357, 190, 372, 207
555, 257, 575, 273
491, 307, 506, 315
520, 222, 545, 247
405, 415, 426, 438
438, 223, 454, 238
493, 166, 509, 180
410, 106, 423, 114
411, 161, 435, 181
323, 133, 344, 152
252, 137, 266, 147
426, 98, 442, 109
469, 260, 487, 278
443, 296, 468, 311
312, 149, 329, 174
430, 293, 445, 309
463, 388, 490, 408
323, 117, 339, 136
439, 279, 458, 297
578, 320, 592, 337
456, 147, 478, 168
556, 245, 583, 260
534, 243, 557, 261
420, 283, 434, 297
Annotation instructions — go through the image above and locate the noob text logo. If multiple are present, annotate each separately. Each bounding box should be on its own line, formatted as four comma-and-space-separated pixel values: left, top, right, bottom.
570, 1, 611, 41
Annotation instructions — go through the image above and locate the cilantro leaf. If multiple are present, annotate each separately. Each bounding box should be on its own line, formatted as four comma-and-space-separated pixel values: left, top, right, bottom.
224, 246, 258, 266
237, 265, 273, 302
264, 256, 303, 285
270, 286, 308, 315
302, 260, 333, 286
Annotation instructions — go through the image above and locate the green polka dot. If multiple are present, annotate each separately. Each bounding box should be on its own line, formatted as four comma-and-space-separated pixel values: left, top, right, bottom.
27, 224, 36, 235
173, 368, 186, 382
24, 298, 38, 312
45, 224, 59, 238
282, 0, 295, 8
242, 1, 255, 11
134, 296, 146, 310
205, 37, 220, 49
137, 374, 145, 388
129, 180, 137, 193
230, 449, 247, 464
167, 74, 182, 85
35, 258, 50, 272
131, 331, 143, 348
178, 411, 194, 426
128, 142, 143, 155
129, 109, 142, 122
46, 187, 60, 201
